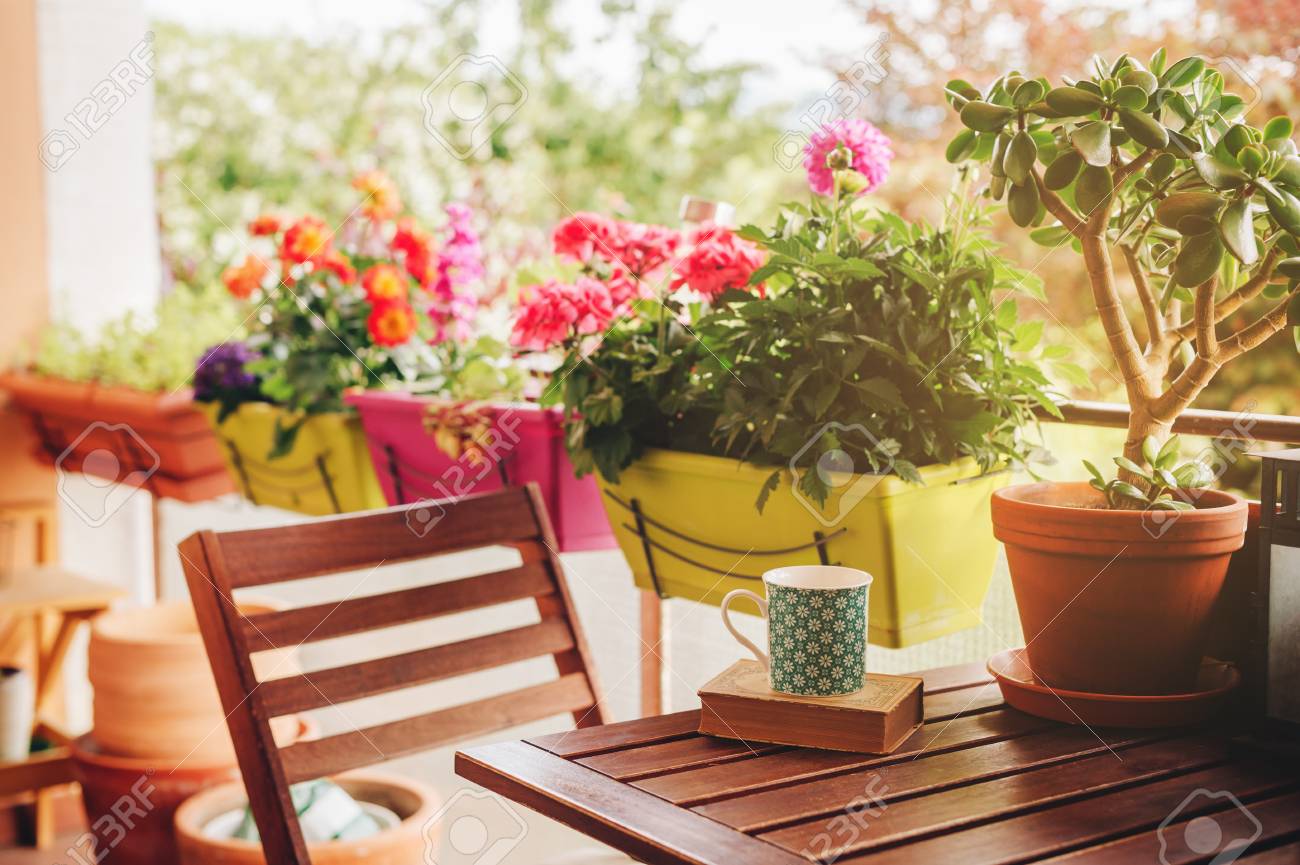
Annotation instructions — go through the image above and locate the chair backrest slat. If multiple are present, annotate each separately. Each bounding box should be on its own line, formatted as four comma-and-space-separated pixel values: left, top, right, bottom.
277, 672, 596, 785
258, 619, 577, 718
178, 484, 605, 865
218, 487, 539, 588
239, 560, 554, 651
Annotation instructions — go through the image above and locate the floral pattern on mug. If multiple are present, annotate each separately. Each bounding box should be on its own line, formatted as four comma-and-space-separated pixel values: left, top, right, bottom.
767, 583, 866, 696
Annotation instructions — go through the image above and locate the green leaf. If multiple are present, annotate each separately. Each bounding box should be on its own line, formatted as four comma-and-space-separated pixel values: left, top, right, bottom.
1275, 155, 1300, 187
1156, 436, 1181, 470
1029, 224, 1072, 247
1005, 130, 1038, 184
1266, 188, 1300, 235
1052, 361, 1092, 389
1008, 179, 1040, 227
1192, 153, 1250, 189
1148, 152, 1177, 182
1222, 124, 1253, 156
1071, 121, 1113, 167
1279, 258, 1300, 279
1045, 86, 1105, 116
1155, 191, 1224, 230
1110, 481, 1148, 501
1112, 85, 1149, 110
1141, 435, 1161, 467
1121, 68, 1159, 94
1013, 79, 1045, 107
1173, 230, 1225, 287
1075, 164, 1114, 215
1012, 319, 1044, 352
754, 469, 782, 514
1287, 292, 1300, 327
946, 129, 978, 163
1114, 455, 1147, 475
1044, 151, 1083, 190
1264, 116, 1295, 141
1161, 56, 1205, 87
960, 100, 1015, 132
1118, 108, 1169, 149
1082, 459, 1105, 485
1218, 198, 1259, 265
849, 377, 905, 409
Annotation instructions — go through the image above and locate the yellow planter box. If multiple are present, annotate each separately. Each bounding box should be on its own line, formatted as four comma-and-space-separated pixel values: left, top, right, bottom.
598, 448, 1010, 647
198, 403, 384, 516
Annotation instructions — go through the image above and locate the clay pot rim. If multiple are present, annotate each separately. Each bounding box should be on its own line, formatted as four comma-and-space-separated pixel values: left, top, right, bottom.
173, 770, 440, 853
993, 480, 1245, 525
988, 650, 1241, 703
91, 600, 280, 647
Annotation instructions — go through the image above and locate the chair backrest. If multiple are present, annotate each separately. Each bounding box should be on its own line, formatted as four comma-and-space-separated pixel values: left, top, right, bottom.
178, 483, 605, 865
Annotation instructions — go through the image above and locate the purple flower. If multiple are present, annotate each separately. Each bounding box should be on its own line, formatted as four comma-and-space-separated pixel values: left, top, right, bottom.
194, 342, 261, 402
804, 119, 894, 197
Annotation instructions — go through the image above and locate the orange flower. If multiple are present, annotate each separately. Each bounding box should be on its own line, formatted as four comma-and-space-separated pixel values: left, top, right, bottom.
281, 216, 331, 264
221, 254, 269, 299
248, 214, 282, 236
361, 264, 408, 303
352, 171, 402, 221
319, 249, 356, 284
392, 218, 434, 285
367, 301, 417, 346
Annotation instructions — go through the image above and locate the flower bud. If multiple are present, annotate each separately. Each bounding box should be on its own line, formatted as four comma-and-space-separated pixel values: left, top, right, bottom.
826, 144, 854, 171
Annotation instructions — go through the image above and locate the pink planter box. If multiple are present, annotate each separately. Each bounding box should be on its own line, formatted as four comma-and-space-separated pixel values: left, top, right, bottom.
345, 390, 615, 552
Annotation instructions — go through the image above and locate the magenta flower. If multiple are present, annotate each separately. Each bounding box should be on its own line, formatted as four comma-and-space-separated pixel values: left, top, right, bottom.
803, 119, 893, 197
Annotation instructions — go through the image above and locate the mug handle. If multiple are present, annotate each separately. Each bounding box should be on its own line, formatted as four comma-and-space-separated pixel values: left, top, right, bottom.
720, 589, 769, 670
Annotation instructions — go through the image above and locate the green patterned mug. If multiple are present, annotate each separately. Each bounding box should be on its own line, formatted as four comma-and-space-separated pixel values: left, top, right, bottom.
721, 565, 873, 697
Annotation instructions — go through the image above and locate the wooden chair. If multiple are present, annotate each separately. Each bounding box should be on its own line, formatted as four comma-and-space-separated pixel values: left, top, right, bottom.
178, 484, 610, 865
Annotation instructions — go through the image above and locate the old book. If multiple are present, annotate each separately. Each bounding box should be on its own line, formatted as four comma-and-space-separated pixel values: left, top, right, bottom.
697, 660, 923, 754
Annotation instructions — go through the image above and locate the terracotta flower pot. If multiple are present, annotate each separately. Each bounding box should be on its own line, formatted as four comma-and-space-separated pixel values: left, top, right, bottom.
174, 772, 440, 865
89, 603, 299, 765
71, 733, 241, 865
992, 481, 1247, 695
0, 371, 234, 502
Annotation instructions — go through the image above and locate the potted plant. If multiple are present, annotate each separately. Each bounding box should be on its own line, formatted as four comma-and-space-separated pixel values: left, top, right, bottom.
199, 172, 486, 516
0, 285, 241, 502
947, 53, 1299, 693
520, 122, 1055, 646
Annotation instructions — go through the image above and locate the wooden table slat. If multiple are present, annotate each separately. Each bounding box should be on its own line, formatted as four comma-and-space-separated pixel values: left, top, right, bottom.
579, 735, 786, 781
835, 760, 1296, 865
636, 709, 1053, 806
527, 709, 700, 758
1038, 789, 1300, 865
1242, 838, 1300, 864
695, 726, 1167, 832
923, 681, 1006, 721
456, 741, 810, 865
919, 660, 996, 694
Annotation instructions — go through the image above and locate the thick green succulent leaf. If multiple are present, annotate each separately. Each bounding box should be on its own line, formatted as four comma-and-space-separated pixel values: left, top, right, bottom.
960, 100, 1015, 132
1266, 188, 1300, 235
1288, 292, 1300, 327
1029, 224, 1073, 247
1044, 151, 1083, 190
1279, 257, 1300, 279
1238, 145, 1266, 175
1173, 230, 1225, 286
1161, 56, 1205, 87
1075, 164, 1113, 214
1121, 68, 1159, 94
1008, 178, 1040, 227
1118, 108, 1169, 149
1071, 121, 1112, 167
1005, 130, 1038, 184
1155, 191, 1223, 229
1166, 129, 1201, 155
1013, 79, 1045, 107
1264, 116, 1295, 141
1045, 86, 1104, 116
1112, 85, 1149, 110
946, 129, 978, 163
1275, 155, 1300, 187
1218, 198, 1259, 265
1221, 124, 1253, 156
1192, 153, 1250, 189
1148, 152, 1177, 182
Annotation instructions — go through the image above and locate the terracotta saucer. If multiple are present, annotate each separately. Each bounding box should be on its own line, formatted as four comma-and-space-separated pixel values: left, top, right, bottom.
987, 648, 1240, 728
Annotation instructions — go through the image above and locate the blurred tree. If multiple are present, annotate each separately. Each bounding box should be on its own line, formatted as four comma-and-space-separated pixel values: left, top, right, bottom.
152, 0, 795, 300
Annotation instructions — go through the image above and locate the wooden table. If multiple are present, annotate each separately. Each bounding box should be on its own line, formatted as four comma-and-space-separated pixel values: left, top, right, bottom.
456, 662, 1300, 864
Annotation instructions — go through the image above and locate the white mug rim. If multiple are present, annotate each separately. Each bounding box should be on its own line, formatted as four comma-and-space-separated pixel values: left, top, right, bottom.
763, 565, 873, 591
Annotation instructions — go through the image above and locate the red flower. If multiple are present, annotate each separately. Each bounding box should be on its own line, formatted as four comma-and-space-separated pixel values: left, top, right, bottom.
367, 301, 417, 346
613, 221, 679, 279
248, 214, 282, 236
553, 212, 620, 263
352, 171, 402, 221
392, 218, 435, 286
671, 224, 765, 300
281, 216, 332, 264
318, 249, 355, 284
361, 264, 408, 304
510, 277, 615, 351
221, 254, 269, 299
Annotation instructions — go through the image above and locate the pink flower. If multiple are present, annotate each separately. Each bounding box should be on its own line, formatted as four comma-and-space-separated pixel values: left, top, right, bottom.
510, 277, 616, 351
612, 221, 679, 279
671, 224, 766, 300
803, 119, 893, 197
553, 212, 620, 263
426, 203, 483, 343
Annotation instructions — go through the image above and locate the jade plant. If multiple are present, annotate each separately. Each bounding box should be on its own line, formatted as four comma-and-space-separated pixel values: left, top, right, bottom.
947, 52, 1300, 485
1084, 434, 1213, 510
